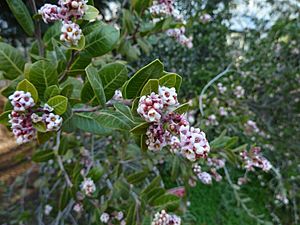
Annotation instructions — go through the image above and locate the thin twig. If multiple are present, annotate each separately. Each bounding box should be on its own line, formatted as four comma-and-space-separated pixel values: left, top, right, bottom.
72, 100, 132, 112
224, 166, 266, 224
29, 0, 44, 57
55, 131, 73, 187
199, 64, 232, 116
59, 50, 78, 83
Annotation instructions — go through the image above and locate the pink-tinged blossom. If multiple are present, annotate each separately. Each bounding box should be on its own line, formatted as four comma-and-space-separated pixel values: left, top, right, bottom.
146, 123, 166, 151
38, 4, 62, 23
166, 27, 193, 48
44, 113, 63, 131
9, 111, 36, 145
100, 212, 110, 223
60, 21, 82, 46
58, 0, 87, 20
197, 171, 212, 184
137, 92, 163, 122
244, 120, 260, 133
217, 83, 227, 94
151, 210, 181, 225
240, 147, 272, 172
159, 86, 178, 109
73, 203, 83, 213
80, 177, 96, 196
9, 91, 35, 112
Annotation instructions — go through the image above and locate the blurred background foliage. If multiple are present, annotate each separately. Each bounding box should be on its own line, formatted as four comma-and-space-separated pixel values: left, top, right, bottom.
0, 0, 299, 224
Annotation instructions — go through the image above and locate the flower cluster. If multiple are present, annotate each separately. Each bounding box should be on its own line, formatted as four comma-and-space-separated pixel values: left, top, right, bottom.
244, 120, 260, 134
166, 27, 193, 49
240, 147, 272, 172
138, 86, 210, 161
8, 92, 62, 144
38, 0, 86, 46
192, 158, 225, 185
149, 0, 174, 17
80, 177, 96, 196
217, 83, 227, 94
151, 210, 181, 225
100, 211, 126, 224
234, 85, 245, 98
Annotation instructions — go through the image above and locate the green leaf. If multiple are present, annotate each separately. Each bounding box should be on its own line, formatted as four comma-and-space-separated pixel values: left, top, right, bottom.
159, 73, 182, 92
85, 64, 106, 107
44, 85, 60, 100
59, 187, 72, 210
0, 111, 11, 126
33, 122, 47, 133
73, 113, 111, 135
60, 84, 73, 98
81, 81, 97, 104
83, 5, 99, 21
58, 136, 69, 155
124, 59, 164, 99
173, 103, 190, 114
126, 202, 137, 225
131, 0, 152, 14
140, 79, 159, 96
47, 95, 68, 115
16, 79, 38, 103
96, 110, 133, 130
43, 22, 62, 50
141, 176, 161, 196
84, 22, 120, 57
114, 103, 135, 125
37, 132, 53, 144
122, 9, 135, 33
32, 149, 55, 162
153, 194, 180, 211
127, 170, 149, 184
88, 165, 104, 182
0, 42, 25, 79
99, 63, 128, 100
6, 0, 34, 36
28, 60, 58, 98
130, 122, 149, 134
24, 63, 32, 79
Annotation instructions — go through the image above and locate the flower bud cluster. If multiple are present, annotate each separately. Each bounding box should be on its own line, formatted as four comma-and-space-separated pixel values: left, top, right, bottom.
8, 92, 63, 144
100, 211, 126, 224
149, 0, 174, 17
38, 0, 86, 46
80, 177, 96, 196
244, 120, 260, 134
192, 159, 225, 185
240, 147, 272, 172
138, 86, 210, 162
166, 27, 193, 49
234, 85, 245, 98
151, 210, 181, 225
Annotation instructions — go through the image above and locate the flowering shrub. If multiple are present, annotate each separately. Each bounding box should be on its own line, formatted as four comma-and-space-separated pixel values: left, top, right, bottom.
0, 0, 282, 224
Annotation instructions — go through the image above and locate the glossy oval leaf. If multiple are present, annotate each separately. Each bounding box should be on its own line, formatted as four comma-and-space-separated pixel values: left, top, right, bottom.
47, 95, 68, 115
0, 42, 25, 80
124, 59, 164, 99
28, 60, 58, 98
6, 0, 34, 36
16, 79, 38, 103
140, 79, 159, 96
85, 64, 106, 107
159, 73, 182, 92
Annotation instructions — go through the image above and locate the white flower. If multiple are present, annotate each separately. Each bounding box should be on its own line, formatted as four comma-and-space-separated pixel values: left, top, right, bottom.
219, 107, 228, 116
217, 83, 227, 94
43, 104, 54, 112
151, 210, 181, 225
58, 0, 88, 19
73, 203, 83, 213
197, 172, 212, 184
31, 113, 42, 123
44, 204, 53, 215
234, 85, 245, 98
100, 212, 110, 223
9, 91, 35, 112
44, 113, 63, 131
112, 89, 123, 101
116, 211, 124, 221
159, 86, 178, 109
137, 93, 163, 123
60, 21, 82, 46
38, 4, 62, 23
80, 178, 96, 196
